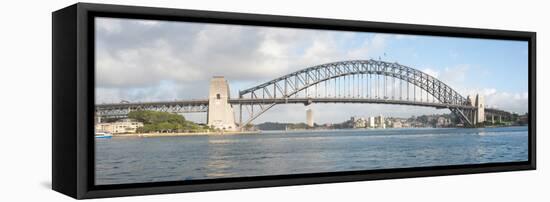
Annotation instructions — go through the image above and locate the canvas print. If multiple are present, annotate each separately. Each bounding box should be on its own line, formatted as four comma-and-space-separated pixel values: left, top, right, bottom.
94, 17, 529, 185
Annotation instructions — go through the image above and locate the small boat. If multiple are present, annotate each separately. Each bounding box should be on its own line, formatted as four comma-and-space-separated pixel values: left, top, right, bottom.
95, 131, 113, 139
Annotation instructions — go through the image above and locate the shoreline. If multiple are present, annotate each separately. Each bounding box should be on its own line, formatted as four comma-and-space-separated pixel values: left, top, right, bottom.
113, 130, 261, 138
109, 125, 528, 138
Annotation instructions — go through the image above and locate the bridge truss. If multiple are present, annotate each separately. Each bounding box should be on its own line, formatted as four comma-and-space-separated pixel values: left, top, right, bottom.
238, 60, 476, 127
96, 100, 209, 118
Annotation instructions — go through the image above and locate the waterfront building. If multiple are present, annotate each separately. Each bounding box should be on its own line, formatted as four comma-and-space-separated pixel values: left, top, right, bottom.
393, 121, 402, 128
368, 117, 375, 128
376, 115, 385, 128
95, 119, 143, 134
351, 116, 366, 128
436, 116, 451, 127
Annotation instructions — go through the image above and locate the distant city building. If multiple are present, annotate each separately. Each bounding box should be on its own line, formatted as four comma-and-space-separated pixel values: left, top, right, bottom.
343, 113, 461, 129
436, 116, 451, 127
95, 119, 143, 134
351, 116, 366, 128
306, 109, 314, 127
368, 116, 375, 128
393, 121, 402, 128
376, 115, 385, 128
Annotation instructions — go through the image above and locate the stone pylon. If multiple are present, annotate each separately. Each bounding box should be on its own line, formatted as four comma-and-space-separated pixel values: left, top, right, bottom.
207, 76, 237, 131
467, 95, 477, 125
475, 94, 485, 123
466, 94, 485, 125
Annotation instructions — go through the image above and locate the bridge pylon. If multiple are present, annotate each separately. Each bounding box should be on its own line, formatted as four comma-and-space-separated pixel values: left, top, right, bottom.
207, 76, 238, 131
465, 94, 485, 126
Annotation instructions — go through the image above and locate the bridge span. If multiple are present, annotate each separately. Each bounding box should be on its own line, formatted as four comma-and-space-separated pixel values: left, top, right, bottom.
96, 98, 507, 123
96, 59, 514, 129
231, 98, 475, 109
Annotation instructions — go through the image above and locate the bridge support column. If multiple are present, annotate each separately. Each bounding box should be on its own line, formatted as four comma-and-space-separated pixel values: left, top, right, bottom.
306, 108, 314, 128
475, 94, 485, 124
207, 76, 237, 131
467, 95, 477, 125
239, 104, 243, 131
467, 94, 485, 126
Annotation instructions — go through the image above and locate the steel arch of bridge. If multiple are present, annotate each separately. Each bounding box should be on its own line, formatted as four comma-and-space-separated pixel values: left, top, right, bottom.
237, 59, 474, 127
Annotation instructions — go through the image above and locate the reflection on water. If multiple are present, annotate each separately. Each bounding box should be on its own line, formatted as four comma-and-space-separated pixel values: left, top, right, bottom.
95, 126, 528, 185
205, 138, 236, 178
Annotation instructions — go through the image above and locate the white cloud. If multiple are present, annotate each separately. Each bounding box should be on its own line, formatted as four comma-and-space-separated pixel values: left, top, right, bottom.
441, 65, 469, 85
449, 50, 459, 59
416, 65, 527, 114
426, 64, 526, 112
95, 18, 390, 103
395, 34, 417, 40
137, 20, 160, 26
95, 18, 122, 34
422, 68, 440, 78
371, 34, 389, 50
459, 88, 528, 114
96, 39, 203, 88
419, 64, 470, 88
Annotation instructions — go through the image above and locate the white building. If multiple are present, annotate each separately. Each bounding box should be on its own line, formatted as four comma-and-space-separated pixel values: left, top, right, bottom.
376, 115, 385, 128
436, 116, 451, 127
368, 116, 375, 128
393, 121, 402, 128
351, 116, 366, 128
95, 119, 143, 134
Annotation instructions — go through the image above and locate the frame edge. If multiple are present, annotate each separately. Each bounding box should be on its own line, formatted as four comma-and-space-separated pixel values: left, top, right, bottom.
52, 3, 79, 199
57, 2, 537, 199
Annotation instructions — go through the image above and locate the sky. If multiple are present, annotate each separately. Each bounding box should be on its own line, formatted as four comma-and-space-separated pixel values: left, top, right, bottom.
95, 17, 529, 124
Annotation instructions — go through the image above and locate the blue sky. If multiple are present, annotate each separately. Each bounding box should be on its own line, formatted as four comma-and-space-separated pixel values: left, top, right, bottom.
95, 17, 529, 123
379, 35, 528, 93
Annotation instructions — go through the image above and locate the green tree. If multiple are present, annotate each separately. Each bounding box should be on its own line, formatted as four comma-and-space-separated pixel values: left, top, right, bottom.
128, 110, 211, 133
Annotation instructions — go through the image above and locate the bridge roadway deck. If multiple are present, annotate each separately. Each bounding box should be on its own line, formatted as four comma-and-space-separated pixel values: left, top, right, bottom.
96, 98, 478, 110
96, 99, 210, 109
230, 98, 476, 109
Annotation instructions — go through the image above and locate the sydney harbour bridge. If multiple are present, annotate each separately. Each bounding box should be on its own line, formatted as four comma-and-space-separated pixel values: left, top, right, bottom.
96, 60, 512, 130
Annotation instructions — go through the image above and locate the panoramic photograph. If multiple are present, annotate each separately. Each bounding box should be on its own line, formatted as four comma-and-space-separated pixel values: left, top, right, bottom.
94, 17, 529, 185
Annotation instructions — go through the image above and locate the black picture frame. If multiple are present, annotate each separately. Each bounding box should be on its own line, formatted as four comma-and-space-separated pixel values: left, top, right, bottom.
52, 3, 536, 199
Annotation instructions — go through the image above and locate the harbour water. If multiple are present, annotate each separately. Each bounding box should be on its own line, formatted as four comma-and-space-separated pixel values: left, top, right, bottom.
95, 126, 528, 185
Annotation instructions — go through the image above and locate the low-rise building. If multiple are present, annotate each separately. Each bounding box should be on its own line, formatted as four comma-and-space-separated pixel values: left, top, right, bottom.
392, 121, 402, 128
351, 116, 366, 128
95, 119, 144, 134
436, 116, 451, 127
